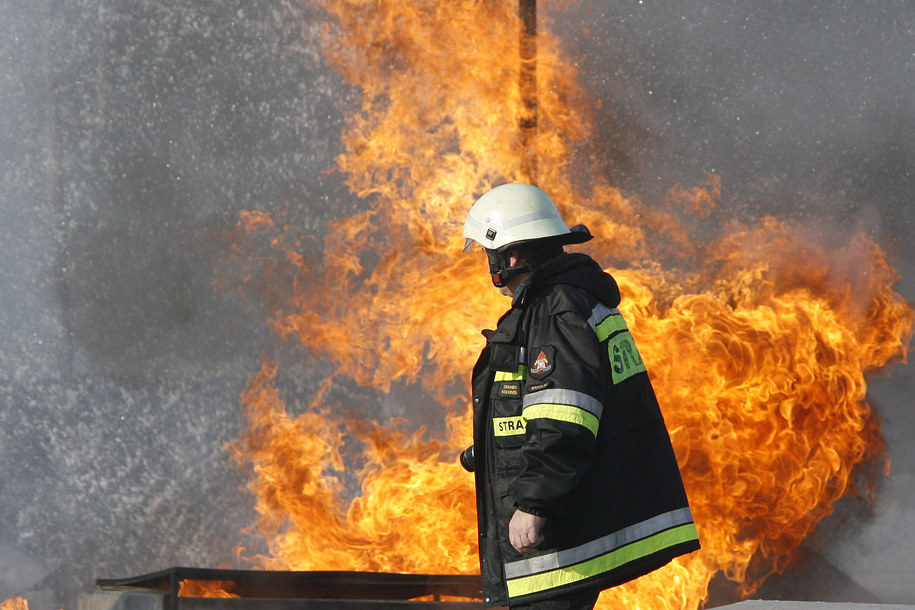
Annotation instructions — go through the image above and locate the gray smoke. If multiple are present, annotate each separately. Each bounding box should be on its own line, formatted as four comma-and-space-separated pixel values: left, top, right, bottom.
1, 1, 354, 607
1, 1, 913, 608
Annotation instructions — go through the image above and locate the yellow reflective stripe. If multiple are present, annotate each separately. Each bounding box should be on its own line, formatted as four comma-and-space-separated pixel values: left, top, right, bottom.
494, 366, 528, 382
506, 523, 699, 599
505, 508, 694, 579
594, 313, 627, 342
522, 404, 599, 438
493, 416, 526, 437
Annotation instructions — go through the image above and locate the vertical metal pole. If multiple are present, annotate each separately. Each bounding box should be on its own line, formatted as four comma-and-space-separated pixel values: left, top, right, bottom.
166, 571, 178, 610
519, 0, 538, 184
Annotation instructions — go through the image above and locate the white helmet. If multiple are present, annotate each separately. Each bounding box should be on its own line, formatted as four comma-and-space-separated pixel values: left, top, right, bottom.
462, 183, 593, 287
462, 183, 591, 253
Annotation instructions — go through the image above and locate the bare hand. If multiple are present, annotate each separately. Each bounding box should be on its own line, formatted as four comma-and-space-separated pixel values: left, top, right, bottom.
509, 509, 546, 554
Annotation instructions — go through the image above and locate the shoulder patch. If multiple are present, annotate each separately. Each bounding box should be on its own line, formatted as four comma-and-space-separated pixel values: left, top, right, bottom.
529, 346, 555, 378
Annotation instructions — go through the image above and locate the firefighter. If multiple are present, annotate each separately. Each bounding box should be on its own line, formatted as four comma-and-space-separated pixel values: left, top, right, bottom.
460, 183, 700, 609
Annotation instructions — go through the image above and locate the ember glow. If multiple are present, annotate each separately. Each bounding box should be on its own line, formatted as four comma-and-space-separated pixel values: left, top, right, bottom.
224, 1, 913, 609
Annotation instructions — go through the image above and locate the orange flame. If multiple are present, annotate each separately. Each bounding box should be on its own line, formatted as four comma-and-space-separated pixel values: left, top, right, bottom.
178, 580, 240, 598
0, 599, 30, 610
223, 2, 914, 609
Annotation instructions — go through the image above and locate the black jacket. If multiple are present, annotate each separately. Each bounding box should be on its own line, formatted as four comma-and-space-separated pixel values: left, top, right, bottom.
470, 253, 700, 607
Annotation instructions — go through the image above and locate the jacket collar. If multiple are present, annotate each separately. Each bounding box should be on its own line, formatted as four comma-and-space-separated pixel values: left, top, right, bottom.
511, 252, 620, 309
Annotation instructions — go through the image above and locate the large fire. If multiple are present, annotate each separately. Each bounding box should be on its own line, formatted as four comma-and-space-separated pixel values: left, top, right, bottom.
219, 2, 914, 609
0, 5, 906, 610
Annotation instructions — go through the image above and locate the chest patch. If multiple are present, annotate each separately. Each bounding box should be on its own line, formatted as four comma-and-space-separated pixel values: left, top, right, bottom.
499, 381, 521, 397
526, 380, 553, 393
493, 416, 526, 437
530, 346, 554, 378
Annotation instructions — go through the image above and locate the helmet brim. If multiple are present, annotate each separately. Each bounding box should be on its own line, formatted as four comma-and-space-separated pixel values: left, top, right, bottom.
560, 224, 594, 246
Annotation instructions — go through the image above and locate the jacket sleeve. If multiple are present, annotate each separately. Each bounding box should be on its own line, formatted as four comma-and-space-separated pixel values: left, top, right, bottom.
510, 307, 607, 518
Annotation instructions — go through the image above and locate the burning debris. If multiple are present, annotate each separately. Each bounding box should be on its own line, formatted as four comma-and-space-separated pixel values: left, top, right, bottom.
93, 567, 482, 607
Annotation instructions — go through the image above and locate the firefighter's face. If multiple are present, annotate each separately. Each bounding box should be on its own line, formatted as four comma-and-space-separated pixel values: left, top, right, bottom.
469, 244, 528, 297
496, 251, 527, 297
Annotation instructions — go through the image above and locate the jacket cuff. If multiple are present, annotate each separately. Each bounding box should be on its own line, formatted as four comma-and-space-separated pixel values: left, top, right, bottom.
514, 501, 552, 519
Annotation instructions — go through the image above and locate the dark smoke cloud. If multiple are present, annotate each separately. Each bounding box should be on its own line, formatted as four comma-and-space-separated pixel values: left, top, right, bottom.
1, 1, 913, 608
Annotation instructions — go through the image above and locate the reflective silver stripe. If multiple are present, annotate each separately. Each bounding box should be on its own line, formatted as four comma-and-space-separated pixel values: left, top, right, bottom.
586, 304, 619, 333
504, 507, 695, 580
465, 214, 483, 230
502, 209, 558, 230
522, 388, 603, 420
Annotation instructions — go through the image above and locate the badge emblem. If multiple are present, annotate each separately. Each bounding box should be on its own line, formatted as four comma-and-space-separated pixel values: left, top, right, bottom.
531, 350, 552, 375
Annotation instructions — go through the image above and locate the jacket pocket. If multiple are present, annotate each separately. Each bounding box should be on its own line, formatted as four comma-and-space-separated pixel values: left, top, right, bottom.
491, 394, 526, 454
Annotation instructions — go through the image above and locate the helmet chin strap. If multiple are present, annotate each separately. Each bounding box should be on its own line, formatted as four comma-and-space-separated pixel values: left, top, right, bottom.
485, 248, 533, 288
